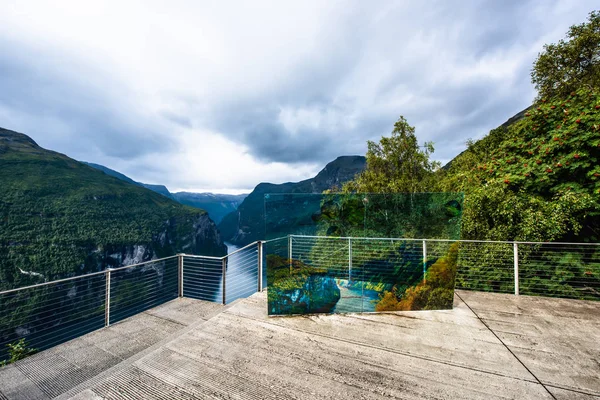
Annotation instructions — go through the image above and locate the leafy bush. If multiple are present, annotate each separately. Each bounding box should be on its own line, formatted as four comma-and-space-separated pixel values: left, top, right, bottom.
0, 338, 36, 366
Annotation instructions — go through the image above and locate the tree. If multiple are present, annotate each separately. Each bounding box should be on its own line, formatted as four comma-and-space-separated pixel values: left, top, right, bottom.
437, 87, 600, 242
343, 116, 440, 193
531, 10, 600, 100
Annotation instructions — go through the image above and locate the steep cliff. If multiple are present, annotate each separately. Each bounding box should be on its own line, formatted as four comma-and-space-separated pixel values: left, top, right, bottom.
218, 155, 366, 245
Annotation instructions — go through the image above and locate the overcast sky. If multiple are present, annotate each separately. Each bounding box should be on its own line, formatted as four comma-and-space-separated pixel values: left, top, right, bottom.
0, 1, 596, 194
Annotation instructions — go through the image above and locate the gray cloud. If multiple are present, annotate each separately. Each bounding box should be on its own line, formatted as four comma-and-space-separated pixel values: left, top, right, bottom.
160, 111, 193, 129
0, 0, 597, 190
194, 0, 571, 166
0, 40, 175, 161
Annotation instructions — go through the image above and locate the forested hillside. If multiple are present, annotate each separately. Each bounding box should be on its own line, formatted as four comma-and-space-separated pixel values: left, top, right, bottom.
0, 128, 226, 290
438, 88, 600, 242
345, 11, 600, 244
83, 162, 247, 223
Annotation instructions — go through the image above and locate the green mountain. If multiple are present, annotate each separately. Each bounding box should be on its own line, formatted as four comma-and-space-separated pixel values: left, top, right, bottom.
438, 88, 600, 242
81, 162, 138, 185
0, 127, 226, 290
82, 162, 175, 199
218, 155, 366, 246
139, 183, 173, 199
172, 192, 247, 224
83, 162, 247, 223
442, 106, 533, 171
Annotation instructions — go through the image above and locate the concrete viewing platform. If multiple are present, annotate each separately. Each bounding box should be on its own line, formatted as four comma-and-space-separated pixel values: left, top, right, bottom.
1, 290, 599, 399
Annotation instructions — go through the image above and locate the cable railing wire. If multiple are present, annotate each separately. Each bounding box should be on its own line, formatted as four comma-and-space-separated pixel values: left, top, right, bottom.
1, 236, 598, 363
226, 245, 259, 304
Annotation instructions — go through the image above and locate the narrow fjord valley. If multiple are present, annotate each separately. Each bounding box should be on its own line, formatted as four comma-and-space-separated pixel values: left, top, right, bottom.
218, 155, 367, 246
0, 125, 367, 292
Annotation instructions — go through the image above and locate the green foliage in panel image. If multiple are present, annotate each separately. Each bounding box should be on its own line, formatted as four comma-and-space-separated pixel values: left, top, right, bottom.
376, 242, 458, 311
265, 192, 463, 240
264, 193, 463, 315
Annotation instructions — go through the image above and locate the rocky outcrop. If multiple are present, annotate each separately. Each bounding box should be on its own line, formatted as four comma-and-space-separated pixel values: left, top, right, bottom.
100, 213, 226, 269
188, 213, 227, 256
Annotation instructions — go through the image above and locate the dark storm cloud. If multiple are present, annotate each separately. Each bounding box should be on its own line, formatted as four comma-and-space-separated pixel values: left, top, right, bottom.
244, 122, 331, 163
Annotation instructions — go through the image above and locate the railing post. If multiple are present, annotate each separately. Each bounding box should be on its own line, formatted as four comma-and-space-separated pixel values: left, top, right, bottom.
422, 240, 427, 283
178, 254, 184, 298
288, 235, 293, 274
105, 268, 112, 327
222, 257, 227, 305
348, 238, 352, 282
257, 241, 263, 292
513, 242, 519, 295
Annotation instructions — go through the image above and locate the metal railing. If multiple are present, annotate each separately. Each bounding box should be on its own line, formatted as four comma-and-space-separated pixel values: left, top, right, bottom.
284, 235, 600, 301
456, 240, 600, 299
1, 235, 598, 360
0, 242, 265, 361
0, 255, 181, 361
181, 254, 224, 302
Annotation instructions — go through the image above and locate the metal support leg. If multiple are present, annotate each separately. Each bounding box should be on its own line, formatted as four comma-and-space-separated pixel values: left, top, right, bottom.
222, 257, 227, 305
258, 241, 263, 292
422, 240, 427, 283
178, 254, 184, 298
105, 269, 112, 327
514, 242, 519, 295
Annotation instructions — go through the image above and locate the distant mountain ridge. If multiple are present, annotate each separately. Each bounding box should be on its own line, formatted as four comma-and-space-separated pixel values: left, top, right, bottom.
218, 155, 367, 246
82, 162, 175, 199
172, 192, 247, 224
82, 162, 138, 185
82, 162, 248, 223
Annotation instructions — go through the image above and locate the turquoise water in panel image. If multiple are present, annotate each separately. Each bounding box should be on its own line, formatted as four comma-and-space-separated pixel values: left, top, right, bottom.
332, 281, 381, 313
265, 193, 463, 316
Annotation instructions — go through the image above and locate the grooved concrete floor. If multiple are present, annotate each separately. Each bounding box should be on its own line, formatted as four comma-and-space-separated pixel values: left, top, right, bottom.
1, 291, 599, 399
0, 298, 225, 400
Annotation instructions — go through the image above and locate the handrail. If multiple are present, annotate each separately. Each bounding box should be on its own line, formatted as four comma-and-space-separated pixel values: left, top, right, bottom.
3, 235, 598, 296
0, 255, 179, 295
182, 240, 261, 260
262, 237, 284, 244
181, 254, 224, 260
288, 234, 600, 246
